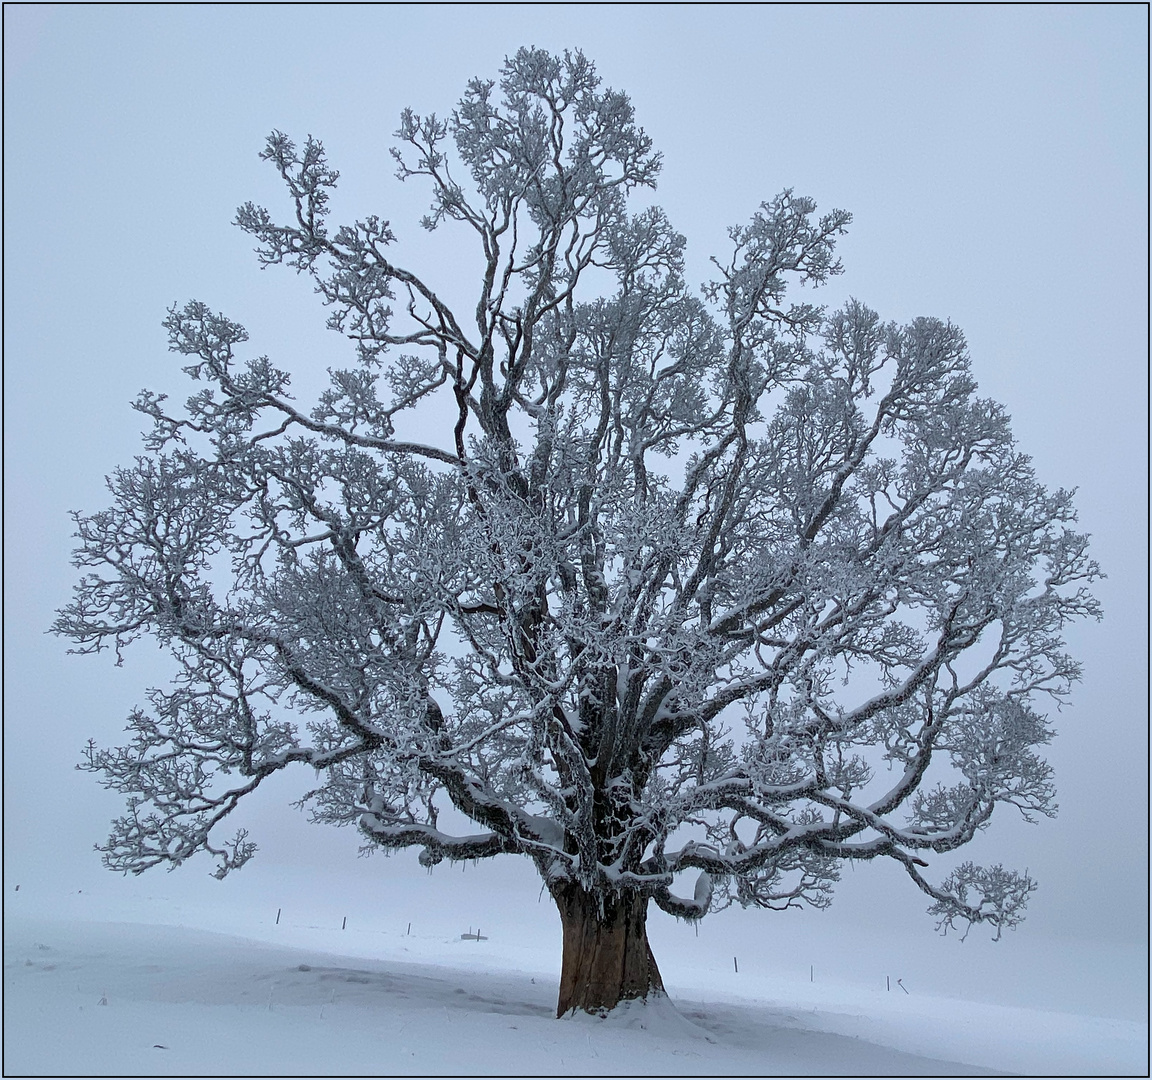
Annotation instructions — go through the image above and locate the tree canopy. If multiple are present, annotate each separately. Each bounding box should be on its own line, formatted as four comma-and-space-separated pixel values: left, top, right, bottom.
57, 47, 1101, 1015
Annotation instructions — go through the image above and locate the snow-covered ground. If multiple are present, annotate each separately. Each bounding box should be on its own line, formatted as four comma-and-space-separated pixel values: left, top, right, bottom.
4, 858, 1146, 1076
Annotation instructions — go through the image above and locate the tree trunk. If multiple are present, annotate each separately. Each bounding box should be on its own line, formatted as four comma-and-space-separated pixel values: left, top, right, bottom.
553, 884, 664, 1017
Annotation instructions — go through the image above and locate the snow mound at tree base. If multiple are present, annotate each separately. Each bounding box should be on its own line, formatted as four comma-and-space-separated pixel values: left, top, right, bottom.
565, 990, 717, 1041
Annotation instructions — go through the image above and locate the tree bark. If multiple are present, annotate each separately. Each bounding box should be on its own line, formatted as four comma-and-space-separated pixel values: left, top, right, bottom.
553, 884, 664, 1016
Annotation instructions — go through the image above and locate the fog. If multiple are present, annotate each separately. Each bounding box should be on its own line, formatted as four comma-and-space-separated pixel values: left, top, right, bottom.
4, 2, 1146, 975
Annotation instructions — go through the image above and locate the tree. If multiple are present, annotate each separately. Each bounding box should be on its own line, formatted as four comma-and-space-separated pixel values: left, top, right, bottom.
57, 47, 1101, 1017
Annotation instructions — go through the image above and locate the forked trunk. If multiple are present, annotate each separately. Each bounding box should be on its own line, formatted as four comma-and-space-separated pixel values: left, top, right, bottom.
553, 884, 664, 1017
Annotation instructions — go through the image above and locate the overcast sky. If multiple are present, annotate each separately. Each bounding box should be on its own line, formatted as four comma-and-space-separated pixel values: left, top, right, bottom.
4, 5, 1147, 948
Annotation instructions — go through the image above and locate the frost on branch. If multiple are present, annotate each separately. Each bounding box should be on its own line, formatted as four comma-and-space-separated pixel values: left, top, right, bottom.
923, 862, 1037, 941
58, 47, 1101, 1012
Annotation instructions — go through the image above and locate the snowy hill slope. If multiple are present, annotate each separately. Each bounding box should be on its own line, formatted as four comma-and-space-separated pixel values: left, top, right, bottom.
5, 917, 1144, 1077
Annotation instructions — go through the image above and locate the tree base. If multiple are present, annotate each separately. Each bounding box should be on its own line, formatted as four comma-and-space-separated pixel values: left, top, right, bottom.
553, 885, 663, 1017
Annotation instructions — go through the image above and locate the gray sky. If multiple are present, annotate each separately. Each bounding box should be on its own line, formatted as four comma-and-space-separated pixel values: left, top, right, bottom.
4, 5, 1147, 946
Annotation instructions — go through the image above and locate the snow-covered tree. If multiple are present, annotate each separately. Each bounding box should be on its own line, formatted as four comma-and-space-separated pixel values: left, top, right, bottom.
57, 48, 1101, 1016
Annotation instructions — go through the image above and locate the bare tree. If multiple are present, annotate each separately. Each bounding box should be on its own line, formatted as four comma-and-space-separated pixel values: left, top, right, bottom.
57, 48, 1101, 1017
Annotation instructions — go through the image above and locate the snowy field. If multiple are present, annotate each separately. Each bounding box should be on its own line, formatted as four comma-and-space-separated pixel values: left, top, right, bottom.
4, 858, 1145, 1077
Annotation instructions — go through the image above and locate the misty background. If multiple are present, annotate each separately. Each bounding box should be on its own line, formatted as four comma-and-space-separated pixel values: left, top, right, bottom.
4, 4, 1146, 988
